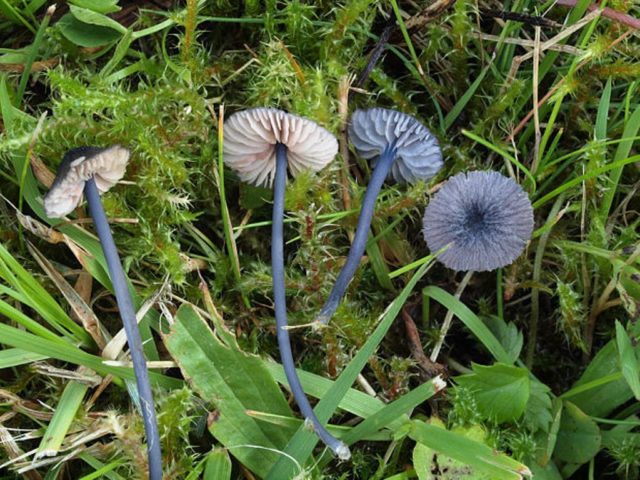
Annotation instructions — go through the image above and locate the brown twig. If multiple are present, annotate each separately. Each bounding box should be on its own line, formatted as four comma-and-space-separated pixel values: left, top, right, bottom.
471, 32, 584, 55
480, 9, 562, 28
279, 40, 306, 86
555, 0, 640, 30
402, 307, 445, 377
59, 217, 140, 226
30, 153, 55, 188
406, 0, 457, 29
337, 75, 353, 215
0, 58, 59, 73
85, 375, 114, 412
532, 26, 542, 172
354, 17, 395, 88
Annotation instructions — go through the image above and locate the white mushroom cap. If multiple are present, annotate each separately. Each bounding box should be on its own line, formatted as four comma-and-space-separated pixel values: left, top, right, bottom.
223, 108, 338, 188
43, 145, 130, 218
349, 108, 443, 184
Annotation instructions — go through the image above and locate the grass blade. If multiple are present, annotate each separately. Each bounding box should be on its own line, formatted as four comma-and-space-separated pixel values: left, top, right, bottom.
0, 0, 36, 32
366, 235, 393, 290
444, 64, 491, 131
0, 321, 180, 389
0, 348, 47, 368
341, 376, 445, 445
0, 296, 64, 343
28, 242, 107, 348
264, 362, 393, 423
16, 5, 54, 106
246, 411, 390, 441
389, 0, 422, 79
595, 78, 612, 141
599, 105, 640, 220
422, 286, 512, 364
36, 378, 88, 458
533, 154, 640, 209
462, 129, 536, 191
0, 242, 92, 345
409, 420, 531, 479
216, 105, 250, 309
78, 453, 125, 480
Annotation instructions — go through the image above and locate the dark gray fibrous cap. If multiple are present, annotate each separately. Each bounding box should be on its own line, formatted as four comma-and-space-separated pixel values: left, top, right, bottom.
423, 171, 534, 272
223, 108, 338, 188
43, 145, 130, 218
349, 108, 443, 184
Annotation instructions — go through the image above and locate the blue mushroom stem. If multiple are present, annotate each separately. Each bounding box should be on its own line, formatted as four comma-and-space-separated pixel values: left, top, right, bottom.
316, 143, 397, 324
85, 178, 163, 480
272, 143, 350, 460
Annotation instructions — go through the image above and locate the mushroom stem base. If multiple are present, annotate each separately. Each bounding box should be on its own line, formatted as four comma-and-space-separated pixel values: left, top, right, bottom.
272, 143, 350, 460
84, 178, 163, 480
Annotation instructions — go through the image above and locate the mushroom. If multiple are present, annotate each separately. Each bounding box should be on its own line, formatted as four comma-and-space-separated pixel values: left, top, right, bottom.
422, 170, 534, 361
44, 146, 163, 480
422, 170, 534, 273
316, 107, 443, 324
223, 108, 350, 460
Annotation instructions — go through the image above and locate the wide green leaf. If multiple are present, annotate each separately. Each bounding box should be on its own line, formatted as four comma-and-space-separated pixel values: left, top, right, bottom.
484, 315, 523, 364
553, 401, 601, 465
456, 363, 530, 423
203, 449, 232, 480
163, 304, 293, 478
526, 460, 563, 480
69, 5, 127, 33
69, 0, 121, 14
566, 340, 631, 416
523, 379, 553, 433
615, 320, 640, 400
57, 13, 122, 47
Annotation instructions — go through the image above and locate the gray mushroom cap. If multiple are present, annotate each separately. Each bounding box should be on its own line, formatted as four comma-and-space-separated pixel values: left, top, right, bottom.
423, 171, 534, 272
349, 108, 443, 184
223, 108, 338, 188
43, 145, 130, 218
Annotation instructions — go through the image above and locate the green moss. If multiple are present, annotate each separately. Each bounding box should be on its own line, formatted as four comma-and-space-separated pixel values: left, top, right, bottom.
37, 69, 212, 284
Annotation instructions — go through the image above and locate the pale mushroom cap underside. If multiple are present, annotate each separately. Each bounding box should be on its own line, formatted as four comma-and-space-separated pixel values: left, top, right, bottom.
44, 145, 130, 218
349, 108, 443, 184
223, 108, 338, 188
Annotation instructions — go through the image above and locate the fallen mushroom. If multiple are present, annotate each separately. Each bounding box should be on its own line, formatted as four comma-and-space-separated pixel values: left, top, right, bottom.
316, 107, 443, 324
223, 108, 351, 460
44, 146, 163, 480
422, 170, 534, 361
